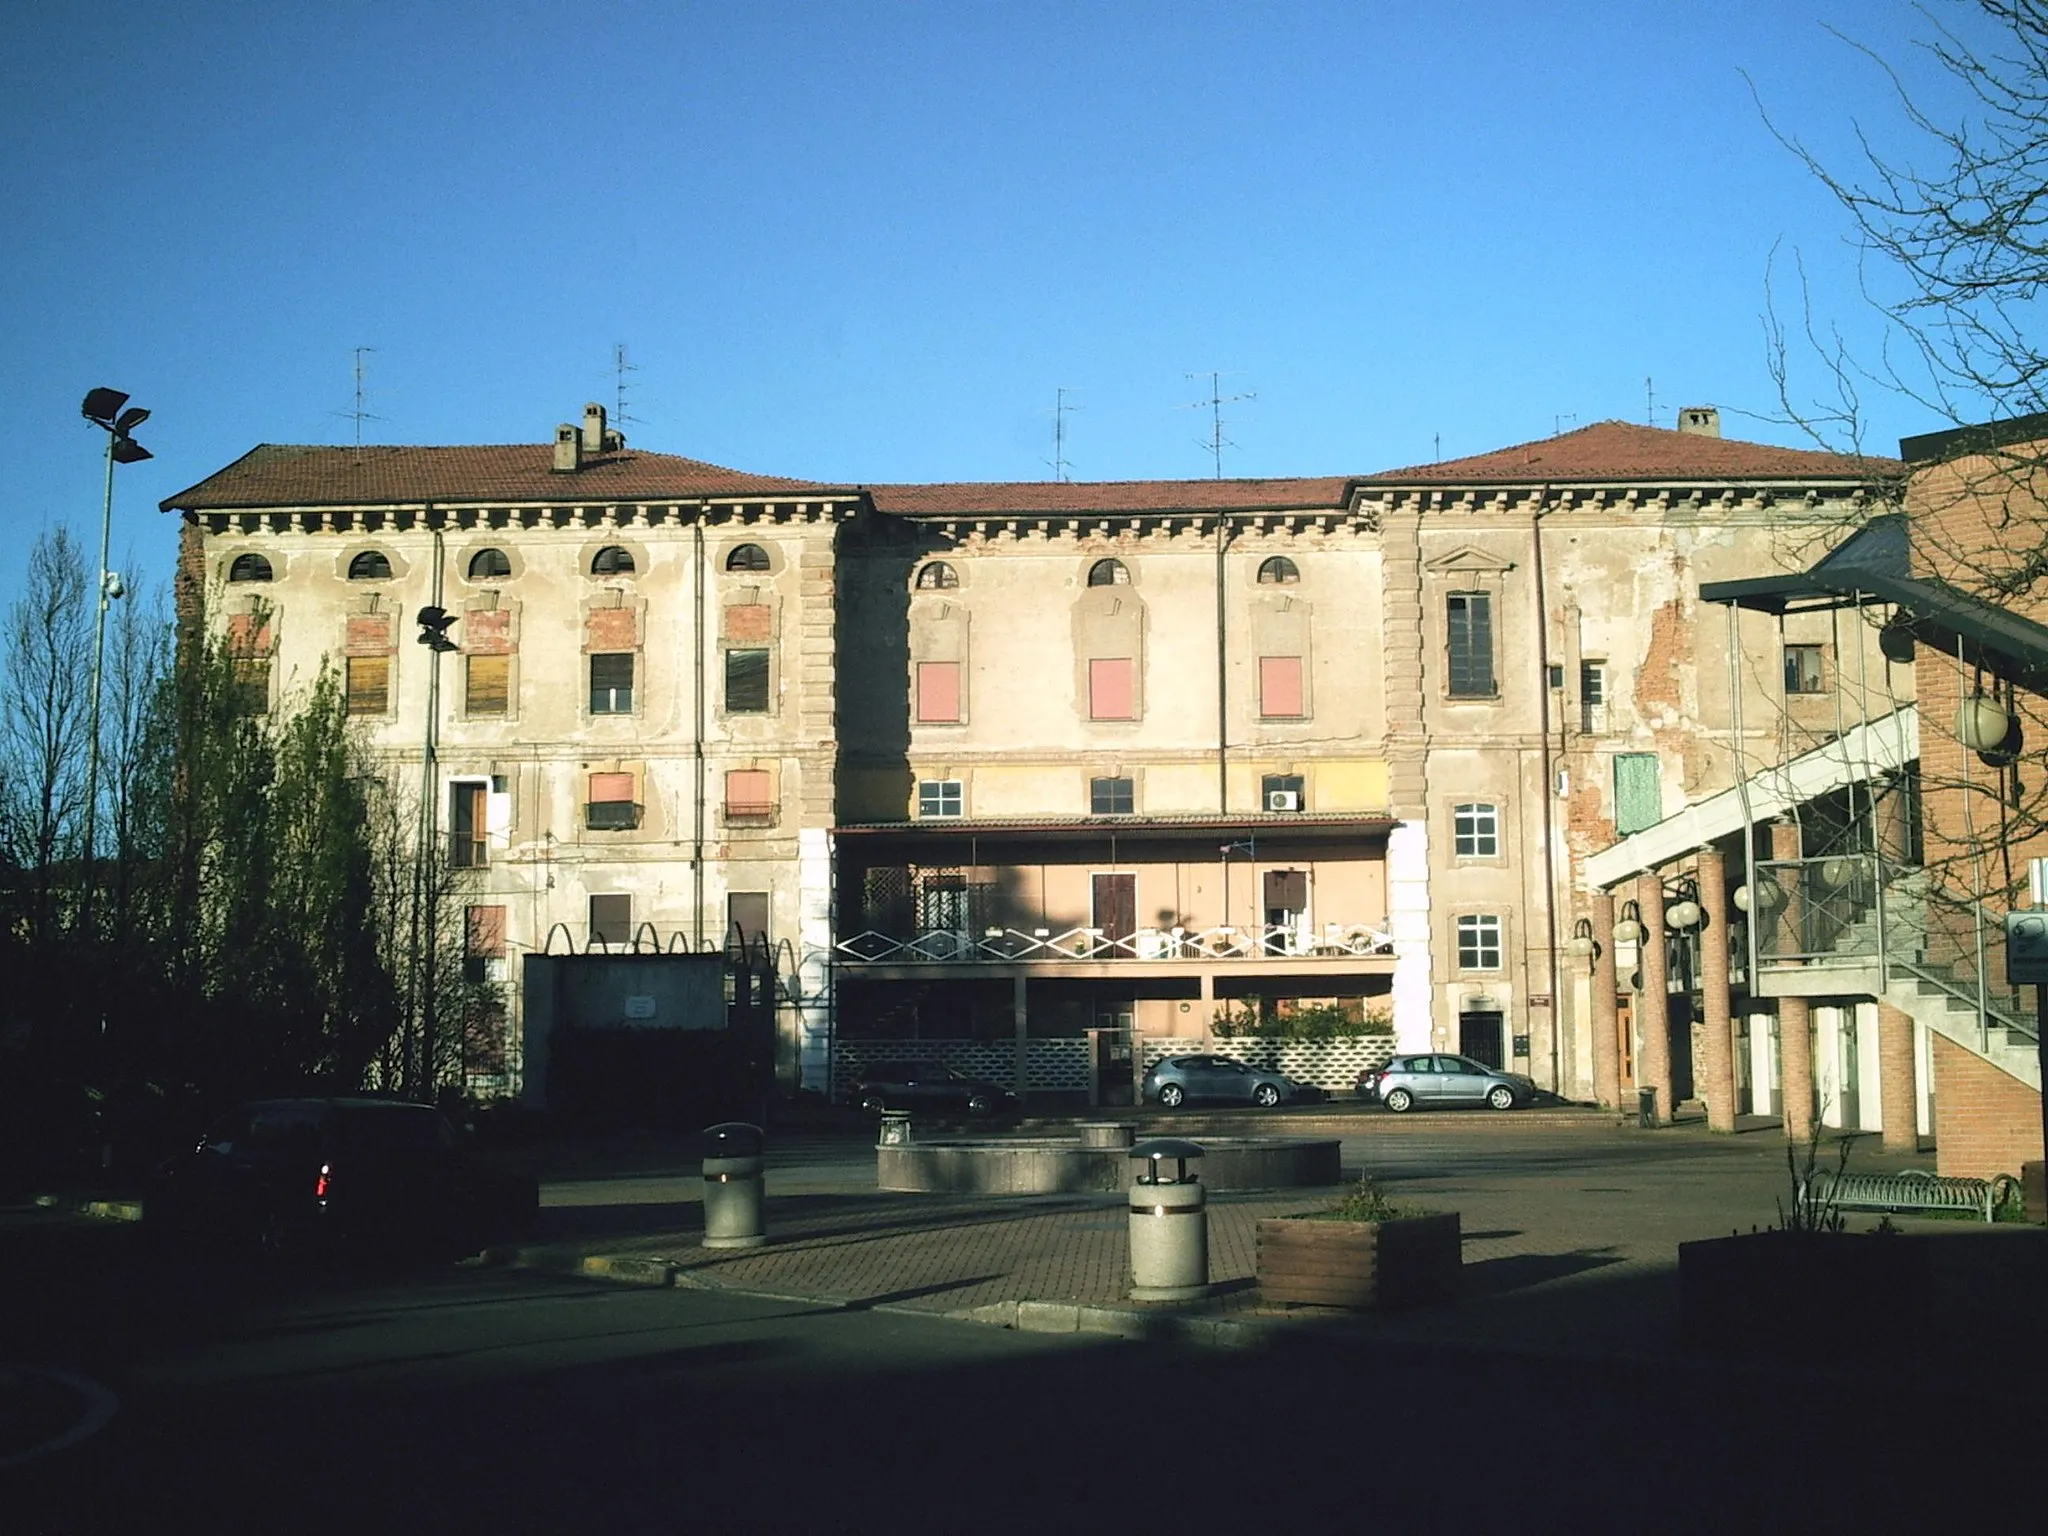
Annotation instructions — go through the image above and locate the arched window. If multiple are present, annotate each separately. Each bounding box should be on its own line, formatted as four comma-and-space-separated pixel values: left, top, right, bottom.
348, 551, 392, 581
725, 543, 771, 573
1258, 556, 1300, 585
467, 547, 511, 580
1086, 558, 1130, 587
914, 561, 958, 590
591, 545, 635, 576
228, 553, 273, 583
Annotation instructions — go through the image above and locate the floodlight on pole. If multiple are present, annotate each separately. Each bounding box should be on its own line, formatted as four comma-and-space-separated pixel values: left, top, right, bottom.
78, 387, 151, 925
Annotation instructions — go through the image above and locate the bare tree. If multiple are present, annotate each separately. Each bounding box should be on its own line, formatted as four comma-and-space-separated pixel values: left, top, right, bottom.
1, 528, 91, 944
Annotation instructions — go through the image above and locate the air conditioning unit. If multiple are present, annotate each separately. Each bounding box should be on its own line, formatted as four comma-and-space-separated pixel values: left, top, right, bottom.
1266, 790, 1301, 812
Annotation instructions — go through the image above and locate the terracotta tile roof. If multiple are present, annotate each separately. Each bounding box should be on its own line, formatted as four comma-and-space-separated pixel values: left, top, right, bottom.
1363, 420, 1900, 485
865, 476, 1357, 517
160, 443, 849, 513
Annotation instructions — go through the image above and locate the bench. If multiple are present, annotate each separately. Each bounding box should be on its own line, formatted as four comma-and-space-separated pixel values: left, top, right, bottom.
1797, 1168, 2018, 1224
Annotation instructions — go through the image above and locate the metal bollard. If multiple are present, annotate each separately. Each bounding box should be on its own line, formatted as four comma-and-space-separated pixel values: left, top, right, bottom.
1637, 1086, 1660, 1130
702, 1121, 767, 1249
1128, 1138, 1209, 1301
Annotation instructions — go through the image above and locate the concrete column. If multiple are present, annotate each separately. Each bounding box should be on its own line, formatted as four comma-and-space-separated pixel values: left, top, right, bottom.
1698, 849, 1737, 1132
1636, 871, 1671, 1124
1877, 1002, 1919, 1153
1771, 821, 1814, 1143
1013, 973, 1029, 1099
1590, 890, 1620, 1111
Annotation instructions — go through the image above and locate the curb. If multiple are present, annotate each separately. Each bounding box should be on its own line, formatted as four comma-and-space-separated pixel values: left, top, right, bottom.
31, 1194, 144, 1223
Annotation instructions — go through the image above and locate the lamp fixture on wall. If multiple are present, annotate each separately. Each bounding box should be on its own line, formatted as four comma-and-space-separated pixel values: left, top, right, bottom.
1612, 900, 1643, 946
1663, 875, 1703, 932
1565, 916, 1601, 972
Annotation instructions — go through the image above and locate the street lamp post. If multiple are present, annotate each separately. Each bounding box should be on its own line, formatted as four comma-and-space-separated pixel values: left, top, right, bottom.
78, 389, 151, 928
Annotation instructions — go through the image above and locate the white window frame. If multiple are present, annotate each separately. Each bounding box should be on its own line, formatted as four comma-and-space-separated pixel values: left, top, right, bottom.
1456, 913, 1503, 971
918, 779, 964, 818
1453, 802, 1499, 858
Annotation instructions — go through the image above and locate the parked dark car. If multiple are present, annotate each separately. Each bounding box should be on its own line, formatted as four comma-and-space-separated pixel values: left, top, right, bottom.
1141, 1054, 1318, 1109
143, 1097, 538, 1259
847, 1061, 1020, 1119
1356, 1054, 1536, 1112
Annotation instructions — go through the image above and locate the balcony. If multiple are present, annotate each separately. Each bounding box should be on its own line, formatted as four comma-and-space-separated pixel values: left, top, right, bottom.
585, 800, 642, 831
835, 920, 1394, 967
721, 800, 779, 828
447, 835, 488, 869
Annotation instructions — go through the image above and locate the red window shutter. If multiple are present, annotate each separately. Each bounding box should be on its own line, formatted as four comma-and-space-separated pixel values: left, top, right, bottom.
916, 661, 961, 723
589, 772, 635, 804
725, 769, 772, 810
465, 905, 507, 958
1260, 655, 1304, 718
1089, 657, 1134, 720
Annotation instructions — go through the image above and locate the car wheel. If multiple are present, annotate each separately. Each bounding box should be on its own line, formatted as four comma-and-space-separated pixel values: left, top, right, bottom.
1253, 1083, 1281, 1108
1158, 1083, 1185, 1108
1487, 1085, 1517, 1111
1384, 1088, 1414, 1114
257, 1208, 298, 1261
859, 1095, 886, 1116
967, 1093, 990, 1116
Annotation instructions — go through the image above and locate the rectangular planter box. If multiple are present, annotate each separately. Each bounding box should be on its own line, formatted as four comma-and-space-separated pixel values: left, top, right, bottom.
1679, 1229, 1932, 1359
1256, 1211, 1462, 1308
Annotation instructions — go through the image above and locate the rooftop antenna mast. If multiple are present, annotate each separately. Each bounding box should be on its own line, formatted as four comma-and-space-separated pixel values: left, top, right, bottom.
1046, 387, 1079, 481
612, 343, 642, 429
1645, 375, 1657, 427
333, 347, 385, 447
1184, 370, 1254, 479
1553, 412, 1578, 437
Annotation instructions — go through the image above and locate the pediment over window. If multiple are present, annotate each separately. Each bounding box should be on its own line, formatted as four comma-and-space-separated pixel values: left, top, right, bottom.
1423, 545, 1516, 575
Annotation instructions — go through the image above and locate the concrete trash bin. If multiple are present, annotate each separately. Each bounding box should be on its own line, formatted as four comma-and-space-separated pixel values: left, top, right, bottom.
702, 1121, 767, 1249
1637, 1087, 1660, 1130
1128, 1138, 1209, 1302
878, 1109, 912, 1147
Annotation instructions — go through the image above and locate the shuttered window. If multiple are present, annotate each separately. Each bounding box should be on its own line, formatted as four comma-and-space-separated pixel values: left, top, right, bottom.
589, 894, 631, 946
1614, 753, 1663, 835
725, 769, 774, 820
725, 648, 770, 713
466, 654, 509, 716
1259, 655, 1304, 718
1447, 592, 1495, 697
916, 661, 961, 723
345, 655, 389, 714
589, 653, 634, 714
586, 772, 639, 830
1088, 657, 1134, 720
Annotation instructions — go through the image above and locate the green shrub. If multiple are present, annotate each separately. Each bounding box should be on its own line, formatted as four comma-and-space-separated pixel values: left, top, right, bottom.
1297, 1176, 1435, 1223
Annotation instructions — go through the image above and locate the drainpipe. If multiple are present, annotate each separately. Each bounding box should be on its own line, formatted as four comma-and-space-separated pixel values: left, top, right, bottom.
693, 517, 706, 949
1533, 491, 1565, 1094
1215, 512, 1232, 812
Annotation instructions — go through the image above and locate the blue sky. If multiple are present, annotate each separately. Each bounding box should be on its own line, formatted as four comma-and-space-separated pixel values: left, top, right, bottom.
0, 0, 1982, 613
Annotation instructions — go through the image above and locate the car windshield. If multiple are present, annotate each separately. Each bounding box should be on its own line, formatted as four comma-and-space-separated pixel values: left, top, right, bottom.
334, 1107, 455, 1155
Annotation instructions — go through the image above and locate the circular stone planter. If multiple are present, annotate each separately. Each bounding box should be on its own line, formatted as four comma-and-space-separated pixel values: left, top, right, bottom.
877, 1135, 1340, 1194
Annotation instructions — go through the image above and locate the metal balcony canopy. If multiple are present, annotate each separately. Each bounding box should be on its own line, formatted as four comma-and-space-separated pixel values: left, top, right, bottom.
1584, 706, 1919, 889
1700, 513, 2048, 693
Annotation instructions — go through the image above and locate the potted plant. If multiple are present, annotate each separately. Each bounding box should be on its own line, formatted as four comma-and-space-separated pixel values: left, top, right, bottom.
1257, 1177, 1461, 1308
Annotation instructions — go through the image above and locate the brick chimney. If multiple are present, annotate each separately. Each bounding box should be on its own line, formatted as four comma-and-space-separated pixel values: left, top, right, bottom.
1677, 406, 1721, 438
582, 402, 608, 455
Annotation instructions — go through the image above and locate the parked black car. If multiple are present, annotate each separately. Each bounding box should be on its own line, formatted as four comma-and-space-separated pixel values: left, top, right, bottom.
846, 1061, 1020, 1119
143, 1097, 538, 1259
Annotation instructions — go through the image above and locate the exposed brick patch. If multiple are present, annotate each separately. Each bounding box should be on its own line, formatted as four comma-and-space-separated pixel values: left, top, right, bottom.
345, 615, 392, 657
586, 607, 636, 652
226, 613, 273, 656
465, 609, 514, 655
1633, 596, 1686, 720
725, 603, 772, 642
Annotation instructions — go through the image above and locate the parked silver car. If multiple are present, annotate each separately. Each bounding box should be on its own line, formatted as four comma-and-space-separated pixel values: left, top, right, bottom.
1141, 1054, 1316, 1109
1359, 1054, 1536, 1112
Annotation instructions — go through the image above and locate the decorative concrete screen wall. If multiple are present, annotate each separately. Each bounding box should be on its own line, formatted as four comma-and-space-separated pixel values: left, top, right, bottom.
834, 1037, 1092, 1095
834, 1035, 1396, 1096
1142, 1036, 1398, 1092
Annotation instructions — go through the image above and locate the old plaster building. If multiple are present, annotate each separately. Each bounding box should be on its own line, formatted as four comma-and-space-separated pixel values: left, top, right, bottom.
163, 403, 1913, 1116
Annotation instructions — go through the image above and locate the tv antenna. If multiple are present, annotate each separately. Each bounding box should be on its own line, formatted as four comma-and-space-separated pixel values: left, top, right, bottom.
1184, 370, 1254, 479
333, 347, 385, 447
611, 343, 642, 428
1046, 387, 1079, 481
1645, 376, 1658, 427
1554, 412, 1578, 437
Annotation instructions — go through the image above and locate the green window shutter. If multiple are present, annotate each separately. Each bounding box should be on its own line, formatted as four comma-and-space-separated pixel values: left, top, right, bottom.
1614, 754, 1663, 835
